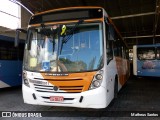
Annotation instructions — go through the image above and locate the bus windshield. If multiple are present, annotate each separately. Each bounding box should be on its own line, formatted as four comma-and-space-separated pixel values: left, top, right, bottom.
137, 47, 155, 60
23, 22, 103, 72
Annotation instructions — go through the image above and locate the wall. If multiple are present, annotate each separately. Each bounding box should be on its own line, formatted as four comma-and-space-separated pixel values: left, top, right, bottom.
0, 7, 32, 40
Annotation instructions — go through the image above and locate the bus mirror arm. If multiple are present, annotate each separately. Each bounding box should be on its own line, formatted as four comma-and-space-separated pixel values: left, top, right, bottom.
15, 29, 27, 47
15, 29, 20, 47
17, 28, 27, 33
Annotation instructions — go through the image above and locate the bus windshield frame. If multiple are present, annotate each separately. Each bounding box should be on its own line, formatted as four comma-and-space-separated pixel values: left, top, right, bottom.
23, 22, 104, 73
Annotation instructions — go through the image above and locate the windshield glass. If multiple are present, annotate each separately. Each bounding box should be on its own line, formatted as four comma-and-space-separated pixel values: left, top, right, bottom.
137, 47, 155, 60
24, 22, 103, 72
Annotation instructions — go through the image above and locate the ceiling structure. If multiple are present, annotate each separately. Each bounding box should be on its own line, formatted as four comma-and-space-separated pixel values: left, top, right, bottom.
17, 0, 160, 48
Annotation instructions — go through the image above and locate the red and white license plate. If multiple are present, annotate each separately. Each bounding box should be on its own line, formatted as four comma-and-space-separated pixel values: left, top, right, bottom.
50, 96, 64, 102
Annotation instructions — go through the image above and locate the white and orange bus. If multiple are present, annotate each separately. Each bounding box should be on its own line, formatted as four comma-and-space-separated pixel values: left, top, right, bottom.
16, 7, 130, 108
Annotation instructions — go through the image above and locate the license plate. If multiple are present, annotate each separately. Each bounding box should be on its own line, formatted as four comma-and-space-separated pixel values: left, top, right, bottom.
50, 96, 64, 102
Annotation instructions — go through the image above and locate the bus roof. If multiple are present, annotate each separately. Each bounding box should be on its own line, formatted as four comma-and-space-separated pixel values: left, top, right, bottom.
34, 6, 103, 16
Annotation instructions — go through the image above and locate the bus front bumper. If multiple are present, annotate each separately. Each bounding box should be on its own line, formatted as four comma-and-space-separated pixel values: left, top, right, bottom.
22, 85, 107, 109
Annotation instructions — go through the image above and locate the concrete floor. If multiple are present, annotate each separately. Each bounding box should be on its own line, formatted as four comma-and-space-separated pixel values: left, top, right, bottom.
1, 76, 160, 120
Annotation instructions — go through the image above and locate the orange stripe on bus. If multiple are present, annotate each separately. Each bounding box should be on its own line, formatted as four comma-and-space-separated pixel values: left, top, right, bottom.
40, 72, 96, 92
34, 6, 103, 16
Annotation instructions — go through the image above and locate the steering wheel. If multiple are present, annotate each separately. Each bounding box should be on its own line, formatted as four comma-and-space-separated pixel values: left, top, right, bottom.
50, 60, 68, 72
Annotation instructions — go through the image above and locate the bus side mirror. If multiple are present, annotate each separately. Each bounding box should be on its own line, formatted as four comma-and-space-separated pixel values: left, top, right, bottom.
15, 29, 27, 47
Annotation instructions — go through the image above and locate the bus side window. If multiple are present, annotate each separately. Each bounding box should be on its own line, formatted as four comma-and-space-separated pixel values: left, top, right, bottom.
122, 47, 126, 59
106, 23, 113, 64
106, 41, 113, 64
0, 40, 18, 60
118, 46, 123, 57
113, 42, 118, 56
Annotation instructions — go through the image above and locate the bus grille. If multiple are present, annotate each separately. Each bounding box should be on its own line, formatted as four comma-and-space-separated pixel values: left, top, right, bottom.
33, 84, 83, 93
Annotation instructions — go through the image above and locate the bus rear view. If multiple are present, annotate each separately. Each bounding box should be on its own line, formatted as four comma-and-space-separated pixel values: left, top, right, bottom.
133, 44, 160, 77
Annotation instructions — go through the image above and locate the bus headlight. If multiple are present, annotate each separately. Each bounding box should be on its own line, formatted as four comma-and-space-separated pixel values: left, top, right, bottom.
89, 71, 103, 90
93, 80, 101, 87
23, 78, 30, 87
95, 74, 103, 80
23, 71, 30, 87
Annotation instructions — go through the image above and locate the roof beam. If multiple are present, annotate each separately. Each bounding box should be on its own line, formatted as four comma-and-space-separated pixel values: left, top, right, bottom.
111, 12, 155, 20
124, 35, 160, 39
0, 10, 20, 18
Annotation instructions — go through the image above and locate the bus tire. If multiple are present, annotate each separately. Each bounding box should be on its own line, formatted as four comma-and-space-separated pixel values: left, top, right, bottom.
114, 76, 118, 99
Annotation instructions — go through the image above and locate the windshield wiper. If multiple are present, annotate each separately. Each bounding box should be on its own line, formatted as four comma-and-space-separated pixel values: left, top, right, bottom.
59, 20, 84, 54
